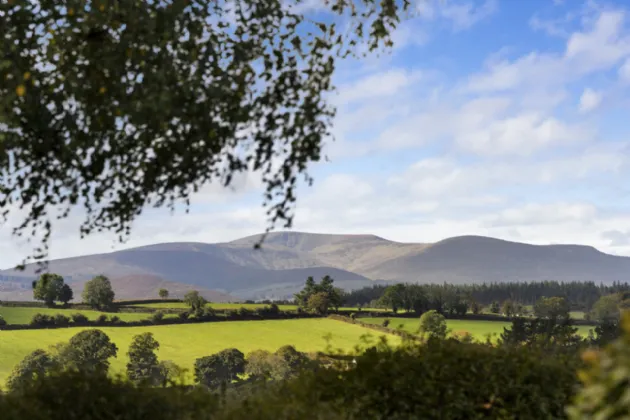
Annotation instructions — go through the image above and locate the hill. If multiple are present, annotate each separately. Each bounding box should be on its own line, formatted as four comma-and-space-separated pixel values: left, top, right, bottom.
1, 232, 629, 300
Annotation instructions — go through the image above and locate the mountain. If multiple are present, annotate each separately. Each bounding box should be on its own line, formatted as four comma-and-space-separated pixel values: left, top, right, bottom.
1, 232, 629, 301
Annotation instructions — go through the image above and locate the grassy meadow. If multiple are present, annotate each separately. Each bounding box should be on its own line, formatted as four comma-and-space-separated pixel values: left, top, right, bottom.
361, 317, 594, 341
0, 318, 399, 386
0, 306, 169, 325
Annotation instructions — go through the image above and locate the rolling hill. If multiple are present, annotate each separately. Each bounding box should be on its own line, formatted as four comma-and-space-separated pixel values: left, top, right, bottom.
1, 232, 629, 300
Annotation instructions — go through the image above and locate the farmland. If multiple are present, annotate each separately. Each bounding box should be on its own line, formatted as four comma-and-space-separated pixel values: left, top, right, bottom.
0, 318, 399, 385
0, 306, 168, 325
361, 317, 595, 340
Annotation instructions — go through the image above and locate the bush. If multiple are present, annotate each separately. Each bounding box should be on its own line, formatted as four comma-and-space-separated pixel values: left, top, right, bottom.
53, 314, 70, 326
96, 314, 108, 325
109, 315, 122, 325
382, 319, 390, 328
238, 307, 252, 317
71, 313, 89, 324
0, 315, 7, 326
151, 311, 165, 323
30, 313, 54, 327
178, 311, 190, 320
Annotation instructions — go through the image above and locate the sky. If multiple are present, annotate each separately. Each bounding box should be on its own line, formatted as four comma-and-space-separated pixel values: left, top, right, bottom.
2, 0, 630, 268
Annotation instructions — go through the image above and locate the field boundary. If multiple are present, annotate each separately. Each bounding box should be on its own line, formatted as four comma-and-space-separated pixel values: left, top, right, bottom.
328, 314, 420, 341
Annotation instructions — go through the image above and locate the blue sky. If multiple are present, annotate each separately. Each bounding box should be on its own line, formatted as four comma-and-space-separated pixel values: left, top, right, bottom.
2, 0, 630, 267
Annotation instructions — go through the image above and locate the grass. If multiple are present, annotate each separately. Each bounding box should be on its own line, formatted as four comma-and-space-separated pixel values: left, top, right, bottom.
361, 317, 594, 341
0, 306, 172, 325
0, 318, 399, 386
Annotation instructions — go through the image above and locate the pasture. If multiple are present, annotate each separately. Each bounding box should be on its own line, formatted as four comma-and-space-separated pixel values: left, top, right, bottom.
0, 306, 165, 325
0, 318, 399, 385
361, 317, 594, 340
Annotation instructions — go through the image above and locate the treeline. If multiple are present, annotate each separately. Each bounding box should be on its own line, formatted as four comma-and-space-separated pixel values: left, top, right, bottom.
343, 281, 630, 311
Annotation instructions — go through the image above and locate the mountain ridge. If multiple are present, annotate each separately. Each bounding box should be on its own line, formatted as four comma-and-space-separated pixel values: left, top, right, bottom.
1, 232, 627, 300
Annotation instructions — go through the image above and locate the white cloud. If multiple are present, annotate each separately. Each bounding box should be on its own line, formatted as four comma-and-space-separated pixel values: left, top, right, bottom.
466, 10, 630, 93
579, 88, 603, 113
418, 0, 498, 32
484, 202, 598, 227
619, 58, 630, 82
335, 68, 423, 105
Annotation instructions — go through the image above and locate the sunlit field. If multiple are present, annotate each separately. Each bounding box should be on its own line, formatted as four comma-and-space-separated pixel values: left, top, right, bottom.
0, 318, 399, 386
0, 306, 164, 325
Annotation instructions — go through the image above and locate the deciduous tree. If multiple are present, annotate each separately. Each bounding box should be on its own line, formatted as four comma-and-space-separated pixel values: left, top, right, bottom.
82, 275, 115, 309
194, 348, 245, 389
418, 310, 448, 340
32, 273, 65, 306
127, 332, 161, 385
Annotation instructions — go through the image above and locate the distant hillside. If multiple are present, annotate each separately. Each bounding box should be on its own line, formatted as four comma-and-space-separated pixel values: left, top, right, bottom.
1, 232, 629, 300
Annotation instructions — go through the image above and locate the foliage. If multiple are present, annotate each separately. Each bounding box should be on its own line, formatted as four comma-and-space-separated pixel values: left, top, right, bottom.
58, 284, 74, 305
470, 300, 482, 315
418, 310, 448, 340
151, 311, 165, 323
0, 0, 409, 264
499, 317, 584, 352
490, 301, 500, 314
184, 291, 207, 311
53, 314, 70, 326
155, 360, 186, 387
31, 273, 66, 306
30, 313, 54, 327
82, 275, 115, 309
344, 281, 628, 311
589, 292, 629, 322
127, 332, 161, 385
246, 345, 312, 382
588, 318, 622, 347
295, 276, 342, 314
306, 292, 331, 315
194, 348, 245, 389
6, 349, 58, 392
567, 312, 630, 419
54, 329, 118, 375
501, 300, 515, 317
0, 315, 6, 326
534, 297, 571, 320
158, 289, 169, 299
225, 339, 579, 419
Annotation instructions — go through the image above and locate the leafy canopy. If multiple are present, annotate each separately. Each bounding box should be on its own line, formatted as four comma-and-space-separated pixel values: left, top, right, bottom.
0, 0, 410, 264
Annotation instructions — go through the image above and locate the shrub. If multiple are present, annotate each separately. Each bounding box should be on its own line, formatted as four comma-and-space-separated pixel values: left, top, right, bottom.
96, 314, 108, 324
109, 315, 122, 325
71, 313, 89, 324
0, 315, 7, 326
53, 314, 71, 326
203, 306, 216, 318
381, 319, 390, 328
178, 311, 190, 320
151, 311, 165, 323
30, 313, 54, 327
238, 307, 252, 317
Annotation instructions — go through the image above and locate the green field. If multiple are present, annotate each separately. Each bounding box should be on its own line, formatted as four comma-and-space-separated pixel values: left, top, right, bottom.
361, 317, 594, 340
0, 306, 169, 325
0, 318, 398, 386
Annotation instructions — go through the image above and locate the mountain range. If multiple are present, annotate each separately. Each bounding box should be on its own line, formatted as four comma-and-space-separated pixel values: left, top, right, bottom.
1, 232, 629, 301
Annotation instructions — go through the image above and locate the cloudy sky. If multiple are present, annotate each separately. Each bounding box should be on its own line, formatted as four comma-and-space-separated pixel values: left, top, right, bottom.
2, 0, 630, 268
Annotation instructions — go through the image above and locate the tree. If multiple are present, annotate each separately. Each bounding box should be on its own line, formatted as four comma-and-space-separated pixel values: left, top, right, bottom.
533, 297, 570, 320
32, 273, 65, 306
194, 348, 245, 389
158, 289, 169, 300
306, 292, 330, 315
184, 291, 207, 311
295, 275, 340, 314
589, 293, 626, 322
502, 300, 515, 317
1, 0, 409, 264
418, 310, 448, 340
490, 301, 500, 314
59, 284, 74, 305
470, 300, 482, 315
127, 332, 160, 385
55, 329, 118, 375
82, 275, 115, 309
379, 284, 406, 313
245, 346, 311, 382
155, 360, 185, 387
6, 349, 59, 392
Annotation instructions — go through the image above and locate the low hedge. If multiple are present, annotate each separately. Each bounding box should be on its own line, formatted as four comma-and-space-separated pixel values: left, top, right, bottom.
1, 310, 322, 330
